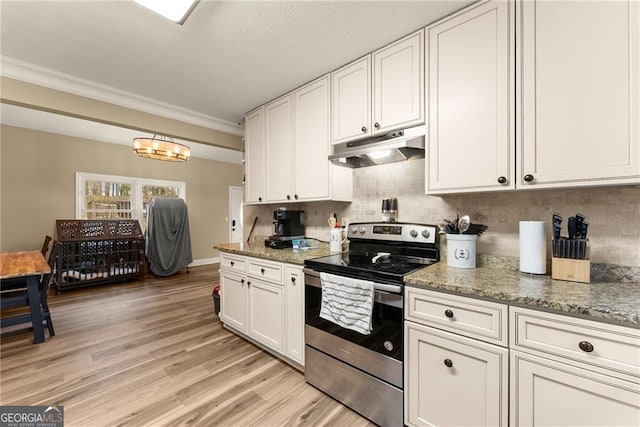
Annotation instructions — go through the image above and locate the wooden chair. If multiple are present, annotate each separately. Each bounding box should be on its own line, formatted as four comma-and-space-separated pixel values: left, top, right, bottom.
41, 235, 52, 257
1, 242, 61, 338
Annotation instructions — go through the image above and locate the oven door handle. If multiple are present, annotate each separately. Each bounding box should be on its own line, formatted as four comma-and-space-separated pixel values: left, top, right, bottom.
372, 283, 402, 294
303, 268, 402, 295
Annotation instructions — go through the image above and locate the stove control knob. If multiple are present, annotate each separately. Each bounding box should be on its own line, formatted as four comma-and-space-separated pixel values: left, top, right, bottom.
410, 229, 418, 238
359, 227, 367, 234
421, 229, 431, 239
350, 226, 359, 235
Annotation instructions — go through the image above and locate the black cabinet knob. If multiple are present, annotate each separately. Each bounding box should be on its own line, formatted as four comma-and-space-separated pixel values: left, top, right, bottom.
291, 277, 296, 283
247, 281, 251, 287
258, 197, 262, 202
361, 126, 367, 132
578, 341, 594, 353
444, 309, 454, 318
444, 359, 453, 368
240, 279, 245, 284
294, 194, 299, 200
497, 176, 507, 184
374, 122, 380, 128
287, 194, 291, 200
230, 261, 235, 266
260, 268, 265, 274
523, 174, 534, 182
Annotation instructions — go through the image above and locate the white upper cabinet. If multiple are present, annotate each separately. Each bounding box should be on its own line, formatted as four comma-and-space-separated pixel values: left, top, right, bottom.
264, 94, 294, 202
332, 56, 372, 143
244, 107, 265, 203
294, 76, 332, 201
518, 0, 639, 188
332, 29, 425, 145
373, 29, 425, 134
426, 0, 514, 194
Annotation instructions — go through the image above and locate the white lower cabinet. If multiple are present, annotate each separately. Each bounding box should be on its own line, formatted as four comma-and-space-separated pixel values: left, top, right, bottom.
405, 322, 508, 427
219, 252, 304, 368
285, 264, 304, 365
510, 306, 640, 426
248, 278, 284, 353
220, 270, 248, 333
511, 350, 640, 426
404, 287, 509, 427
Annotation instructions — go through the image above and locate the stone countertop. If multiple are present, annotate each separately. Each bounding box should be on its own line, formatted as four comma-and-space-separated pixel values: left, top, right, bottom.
405, 262, 640, 328
214, 242, 639, 328
214, 241, 330, 266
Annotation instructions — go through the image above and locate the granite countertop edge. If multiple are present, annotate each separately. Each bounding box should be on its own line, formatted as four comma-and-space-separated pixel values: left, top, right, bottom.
405, 263, 640, 328
215, 243, 640, 328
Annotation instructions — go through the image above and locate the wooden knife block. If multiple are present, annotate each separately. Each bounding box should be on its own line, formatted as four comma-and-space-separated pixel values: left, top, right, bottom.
551, 241, 591, 283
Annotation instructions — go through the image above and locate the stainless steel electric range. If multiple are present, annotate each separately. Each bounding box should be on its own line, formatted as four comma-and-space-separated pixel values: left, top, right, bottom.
303, 222, 440, 427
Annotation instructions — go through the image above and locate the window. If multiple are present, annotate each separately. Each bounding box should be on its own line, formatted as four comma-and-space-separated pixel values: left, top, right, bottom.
76, 172, 186, 228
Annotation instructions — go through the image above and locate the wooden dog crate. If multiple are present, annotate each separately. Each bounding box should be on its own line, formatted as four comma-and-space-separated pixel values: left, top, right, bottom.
55, 219, 145, 292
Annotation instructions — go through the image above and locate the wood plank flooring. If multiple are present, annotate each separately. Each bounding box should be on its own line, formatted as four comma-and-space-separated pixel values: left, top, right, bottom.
0, 265, 375, 427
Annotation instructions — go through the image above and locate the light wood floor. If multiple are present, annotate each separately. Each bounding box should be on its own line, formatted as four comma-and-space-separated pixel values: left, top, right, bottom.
0, 265, 375, 427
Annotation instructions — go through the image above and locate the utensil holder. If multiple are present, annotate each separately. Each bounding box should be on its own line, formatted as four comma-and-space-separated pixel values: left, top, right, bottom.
446, 234, 477, 269
551, 240, 590, 283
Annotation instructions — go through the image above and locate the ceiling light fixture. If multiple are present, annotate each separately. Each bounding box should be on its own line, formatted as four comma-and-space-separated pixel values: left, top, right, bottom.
133, 0, 199, 24
133, 135, 191, 162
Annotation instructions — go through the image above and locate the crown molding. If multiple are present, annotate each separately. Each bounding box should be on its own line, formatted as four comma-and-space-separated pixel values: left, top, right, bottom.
0, 56, 244, 136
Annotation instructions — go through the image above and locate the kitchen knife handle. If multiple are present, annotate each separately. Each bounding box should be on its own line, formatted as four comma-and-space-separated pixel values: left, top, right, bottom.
568, 217, 577, 240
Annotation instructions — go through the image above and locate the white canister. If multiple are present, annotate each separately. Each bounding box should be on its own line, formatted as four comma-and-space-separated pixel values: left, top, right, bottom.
329, 228, 347, 253
519, 221, 547, 274
446, 234, 477, 268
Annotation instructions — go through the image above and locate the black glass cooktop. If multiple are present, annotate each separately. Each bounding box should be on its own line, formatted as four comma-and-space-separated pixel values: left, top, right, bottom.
304, 252, 434, 284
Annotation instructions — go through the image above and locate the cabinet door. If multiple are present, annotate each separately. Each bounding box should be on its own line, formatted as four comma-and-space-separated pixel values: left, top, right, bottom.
265, 94, 294, 202
518, 0, 640, 188
427, 0, 515, 194
511, 350, 640, 426
284, 264, 304, 365
294, 76, 331, 201
405, 322, 508, 427
220, 271, 248, 333
248, 279, 284, 353
332, 56, 371, 144
373, 29, 424, 135
244, 107, 265, 203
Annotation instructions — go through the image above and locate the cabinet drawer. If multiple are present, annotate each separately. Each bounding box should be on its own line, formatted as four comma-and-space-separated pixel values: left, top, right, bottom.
248, 259, 283, 284
406, 287, 508, 346
220, 253, 246, 273
511, 307, 640, 379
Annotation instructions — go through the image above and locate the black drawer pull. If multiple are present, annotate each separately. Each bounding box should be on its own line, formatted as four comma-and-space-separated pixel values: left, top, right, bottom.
230, 261, 235, 266
444, 359, 453, 368
444, 309, 454, 318
260, 268, 265, 274
578, 341, 594, 353
240, 279, 245, 284
291, 277, 296, 283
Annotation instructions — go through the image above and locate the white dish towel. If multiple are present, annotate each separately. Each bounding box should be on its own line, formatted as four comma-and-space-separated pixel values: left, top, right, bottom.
319, 272, 375, 335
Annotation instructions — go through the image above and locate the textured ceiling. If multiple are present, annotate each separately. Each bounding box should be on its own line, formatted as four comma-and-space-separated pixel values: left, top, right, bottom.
1, 0, 474, 129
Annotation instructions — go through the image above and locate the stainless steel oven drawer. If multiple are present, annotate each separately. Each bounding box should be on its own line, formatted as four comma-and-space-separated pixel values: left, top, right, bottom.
305, 345, 403, 427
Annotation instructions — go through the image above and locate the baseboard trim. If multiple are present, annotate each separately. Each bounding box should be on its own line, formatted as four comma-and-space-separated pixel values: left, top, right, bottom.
190, 257, 220, 267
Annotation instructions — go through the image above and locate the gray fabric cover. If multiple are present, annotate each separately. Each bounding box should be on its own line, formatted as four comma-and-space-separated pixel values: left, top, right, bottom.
145, 198, 193, 276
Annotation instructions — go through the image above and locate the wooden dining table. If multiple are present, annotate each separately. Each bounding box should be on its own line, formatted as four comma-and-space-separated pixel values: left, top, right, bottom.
0, 251, 51, 343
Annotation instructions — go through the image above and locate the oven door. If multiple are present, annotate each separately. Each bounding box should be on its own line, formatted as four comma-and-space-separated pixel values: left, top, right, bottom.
304, 268, 403, 386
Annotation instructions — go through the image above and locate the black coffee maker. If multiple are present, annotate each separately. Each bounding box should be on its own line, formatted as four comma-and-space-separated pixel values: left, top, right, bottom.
265, 208, 305, 249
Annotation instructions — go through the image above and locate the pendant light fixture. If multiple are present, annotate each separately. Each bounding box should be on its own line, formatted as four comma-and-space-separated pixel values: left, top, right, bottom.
132, 135, 191, 162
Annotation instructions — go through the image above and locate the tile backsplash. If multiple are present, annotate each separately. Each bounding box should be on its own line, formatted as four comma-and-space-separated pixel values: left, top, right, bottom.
244, 159, 640, 267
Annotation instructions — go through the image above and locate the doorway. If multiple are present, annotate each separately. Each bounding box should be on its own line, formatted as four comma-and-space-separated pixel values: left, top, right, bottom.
229, 186, 243, 243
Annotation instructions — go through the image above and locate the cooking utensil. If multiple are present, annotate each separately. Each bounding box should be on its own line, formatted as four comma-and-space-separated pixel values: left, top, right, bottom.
464, 223, 488, 235
247, 217, 258, 243
436, 219, 450, 234
457, 215, 470, 234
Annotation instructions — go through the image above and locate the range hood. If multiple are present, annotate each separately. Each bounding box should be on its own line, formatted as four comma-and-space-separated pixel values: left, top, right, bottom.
329, 125, 425, 168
